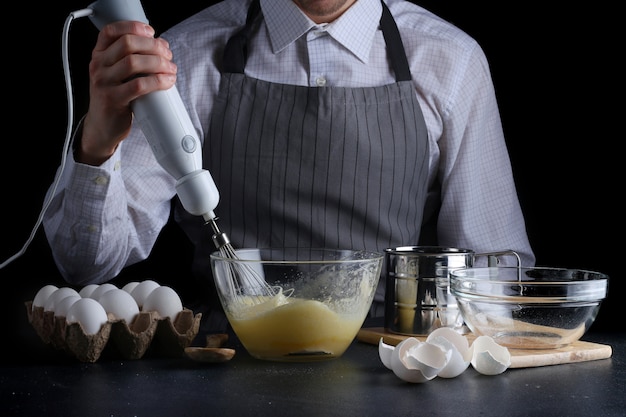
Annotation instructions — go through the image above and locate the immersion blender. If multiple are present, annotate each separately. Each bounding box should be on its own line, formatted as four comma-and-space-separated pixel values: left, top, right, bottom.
87, 0, 230, 250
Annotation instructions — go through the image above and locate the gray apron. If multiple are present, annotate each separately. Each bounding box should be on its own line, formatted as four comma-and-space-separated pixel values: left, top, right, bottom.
177, 0, 429, 329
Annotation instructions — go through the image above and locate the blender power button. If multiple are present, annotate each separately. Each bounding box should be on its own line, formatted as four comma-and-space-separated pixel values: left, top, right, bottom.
181, 135, 197, 153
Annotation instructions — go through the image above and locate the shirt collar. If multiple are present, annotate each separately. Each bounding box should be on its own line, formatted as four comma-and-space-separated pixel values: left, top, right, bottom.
261, 0, 383, 63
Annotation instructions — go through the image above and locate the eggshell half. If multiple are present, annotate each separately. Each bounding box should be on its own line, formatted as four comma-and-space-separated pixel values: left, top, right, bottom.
390, 337, 448, 383
426, 327, 472, 378
471, 335, 511, 375
378, 337, 394, 370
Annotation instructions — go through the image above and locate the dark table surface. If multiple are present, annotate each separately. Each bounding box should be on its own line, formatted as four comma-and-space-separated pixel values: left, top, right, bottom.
2, 316, 624, 417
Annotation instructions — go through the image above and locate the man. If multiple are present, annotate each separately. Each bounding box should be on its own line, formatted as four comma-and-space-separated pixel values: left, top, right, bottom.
43, 0, 535, 331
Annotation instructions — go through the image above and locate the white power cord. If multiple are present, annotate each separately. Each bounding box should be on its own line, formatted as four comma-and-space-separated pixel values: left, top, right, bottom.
0, 9, 93, 270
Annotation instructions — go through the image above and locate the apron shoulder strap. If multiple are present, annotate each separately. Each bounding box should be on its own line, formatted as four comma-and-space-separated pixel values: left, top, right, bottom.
380, 1, 412, 82
221, 0, 261, 74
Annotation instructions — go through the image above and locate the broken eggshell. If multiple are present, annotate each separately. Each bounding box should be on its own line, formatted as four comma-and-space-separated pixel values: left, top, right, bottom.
378, 337, 395, 370
426, 327, 472, 378
471, 335, 511, 375
389, 337, 450, 383
378, 331, 511, 382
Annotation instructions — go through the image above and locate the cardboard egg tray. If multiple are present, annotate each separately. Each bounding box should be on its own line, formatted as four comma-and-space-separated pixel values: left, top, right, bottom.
25, 301, 201, 363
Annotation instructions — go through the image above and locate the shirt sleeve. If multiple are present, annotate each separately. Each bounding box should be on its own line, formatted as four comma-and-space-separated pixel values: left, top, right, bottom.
432, 44, 535, 266
42, 124, 177, 286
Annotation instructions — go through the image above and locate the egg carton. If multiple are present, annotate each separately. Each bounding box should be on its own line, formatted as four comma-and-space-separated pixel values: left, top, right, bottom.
25, 301, 201, 363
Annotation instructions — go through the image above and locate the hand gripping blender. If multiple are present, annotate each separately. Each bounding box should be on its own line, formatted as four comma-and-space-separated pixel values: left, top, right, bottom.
87, 0, 230, 250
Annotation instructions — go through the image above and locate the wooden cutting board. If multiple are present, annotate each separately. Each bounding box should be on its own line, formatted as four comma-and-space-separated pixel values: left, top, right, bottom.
357, 327, 612, 368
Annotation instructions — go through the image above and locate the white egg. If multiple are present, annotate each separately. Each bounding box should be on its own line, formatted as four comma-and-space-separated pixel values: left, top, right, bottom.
378, 338, 395, 370
121, 281, 140, 294
426, 327, 472, 378
32, 284, 59, 310
390, 337, 448, 383
142, 285, 183, 321
98, 288, 140, 325
471, 335, 511, 375
89, 283, 118, 301
66, 298, 109, 335
54, 295, 81, 317
79, 284, 100, 298
43, 287, 81, 313
130, 280, 161, 308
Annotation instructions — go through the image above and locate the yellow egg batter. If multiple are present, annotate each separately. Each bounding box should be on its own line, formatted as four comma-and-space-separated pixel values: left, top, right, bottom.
227, 296, 364, 361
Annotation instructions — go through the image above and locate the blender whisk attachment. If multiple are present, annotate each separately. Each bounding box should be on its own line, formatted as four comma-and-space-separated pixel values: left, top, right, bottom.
205, 218, 290, 307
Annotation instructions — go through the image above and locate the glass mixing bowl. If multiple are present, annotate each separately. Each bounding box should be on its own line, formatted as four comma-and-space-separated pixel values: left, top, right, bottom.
449, 267, 609, 349
211, 248, 384, 361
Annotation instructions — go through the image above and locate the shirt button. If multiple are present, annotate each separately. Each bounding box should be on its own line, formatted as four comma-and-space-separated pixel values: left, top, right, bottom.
87, 225, 98, 233
315, 77, 327, 87
94, 176, 108, 185
114, 161, 121, 171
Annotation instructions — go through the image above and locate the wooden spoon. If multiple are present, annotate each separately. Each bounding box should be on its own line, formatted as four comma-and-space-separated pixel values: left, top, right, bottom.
184, 333, 235, 363
184, 346, 236, 363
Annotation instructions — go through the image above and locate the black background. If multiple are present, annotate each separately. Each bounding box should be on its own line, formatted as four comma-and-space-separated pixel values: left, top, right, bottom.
1, 1, 621, 360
